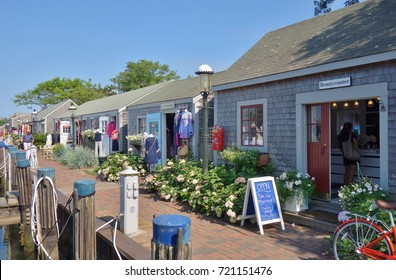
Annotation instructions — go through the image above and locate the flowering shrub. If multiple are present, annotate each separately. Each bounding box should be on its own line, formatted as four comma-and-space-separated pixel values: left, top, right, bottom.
126, 134, 142, 144
275, 170, 316, 204
338, 177, 388, 215
144, 158, 249, 223
94, 153, 147, 182
81, 129, 96, 140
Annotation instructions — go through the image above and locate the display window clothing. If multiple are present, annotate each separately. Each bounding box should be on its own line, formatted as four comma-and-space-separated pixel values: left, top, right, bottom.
106, 121, 116, 137
174, 111, 182, 148
94, 130, 103, 157
144, 136, 159, 164
179, 109, 194, 139
111, 129, 119, 152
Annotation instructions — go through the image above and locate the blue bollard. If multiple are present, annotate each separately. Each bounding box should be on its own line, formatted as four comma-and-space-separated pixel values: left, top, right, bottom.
37, 167, 55, 180
152, 214, 191, 246
74, 180, 95, 197
16, 159, 30, 168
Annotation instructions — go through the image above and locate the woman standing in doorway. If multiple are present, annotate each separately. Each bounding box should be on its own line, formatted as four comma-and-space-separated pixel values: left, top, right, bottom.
337, 122, 359, 185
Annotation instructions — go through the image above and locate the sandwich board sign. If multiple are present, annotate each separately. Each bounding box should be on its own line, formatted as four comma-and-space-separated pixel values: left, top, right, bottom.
240, 176, 285, 235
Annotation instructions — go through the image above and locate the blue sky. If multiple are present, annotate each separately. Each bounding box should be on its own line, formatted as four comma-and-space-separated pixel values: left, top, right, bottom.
0, 0, 349, 118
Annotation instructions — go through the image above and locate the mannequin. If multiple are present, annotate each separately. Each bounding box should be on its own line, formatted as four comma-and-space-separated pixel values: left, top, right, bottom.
106, 117, 116, 137
94, 128, 103, 157
144, 134, 160, 172
179, 108, 194, 139
111, 129, 119, 152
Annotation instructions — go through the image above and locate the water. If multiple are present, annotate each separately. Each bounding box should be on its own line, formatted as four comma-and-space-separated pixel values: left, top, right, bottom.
0, 224, 37, 260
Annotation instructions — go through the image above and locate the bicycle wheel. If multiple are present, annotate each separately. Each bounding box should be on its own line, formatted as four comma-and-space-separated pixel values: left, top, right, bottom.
333, 219, 393, 260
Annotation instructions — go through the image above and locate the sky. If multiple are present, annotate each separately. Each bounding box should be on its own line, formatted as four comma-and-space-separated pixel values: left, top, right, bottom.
0, 0, 350, 118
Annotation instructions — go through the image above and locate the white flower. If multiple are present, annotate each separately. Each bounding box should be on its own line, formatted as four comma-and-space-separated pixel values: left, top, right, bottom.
225, 201, 234, 208
164, 194, 171, 200
179, 159, 186, 164
167, 161, 174, 166
192, 179, 199, 185
176, 175, 185, 182
280, 172, 287, 180
228, 194, 236, 201
226, 209, 236, 217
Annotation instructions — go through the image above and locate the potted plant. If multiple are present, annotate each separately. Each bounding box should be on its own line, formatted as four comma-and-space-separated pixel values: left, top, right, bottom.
275, 170, 316, 213
338, 176, 388, 216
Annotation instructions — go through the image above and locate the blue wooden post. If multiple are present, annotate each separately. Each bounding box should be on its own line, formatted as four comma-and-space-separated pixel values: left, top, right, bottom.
151, 214, 191, 260
73, 180, 96, 260
34, 167, 59, 260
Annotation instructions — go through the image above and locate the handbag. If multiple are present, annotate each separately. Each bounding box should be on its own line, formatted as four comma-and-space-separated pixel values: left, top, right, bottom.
342, 133, 360, 161
178, 144, 188, 156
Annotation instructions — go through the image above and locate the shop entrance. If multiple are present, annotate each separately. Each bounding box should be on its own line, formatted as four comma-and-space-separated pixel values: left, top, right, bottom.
307, 103, 330, 199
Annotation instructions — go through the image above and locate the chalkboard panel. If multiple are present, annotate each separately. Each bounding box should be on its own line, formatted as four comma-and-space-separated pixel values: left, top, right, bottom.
240, 176, 285, 235
253, 180, 280, 222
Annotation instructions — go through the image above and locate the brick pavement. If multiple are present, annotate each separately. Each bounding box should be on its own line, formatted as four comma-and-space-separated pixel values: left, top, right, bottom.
35, 152, 334, 260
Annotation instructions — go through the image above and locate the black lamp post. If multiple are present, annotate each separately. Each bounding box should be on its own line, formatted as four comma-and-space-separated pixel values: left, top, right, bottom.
17, 119, 21, 138
68, 103, 77, 146
31, 109, 37, 134
195, 64, 214, 173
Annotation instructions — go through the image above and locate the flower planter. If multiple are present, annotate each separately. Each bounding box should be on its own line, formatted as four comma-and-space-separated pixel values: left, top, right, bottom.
256, 153, 269, 167
282, 194, 308, 213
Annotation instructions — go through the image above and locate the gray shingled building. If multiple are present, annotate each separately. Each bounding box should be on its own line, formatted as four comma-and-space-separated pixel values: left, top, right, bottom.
212, 0, 396, 200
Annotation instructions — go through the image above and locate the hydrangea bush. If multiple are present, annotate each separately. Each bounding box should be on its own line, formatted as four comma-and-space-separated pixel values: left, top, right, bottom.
144, 159, 251, 223
95, 152, 147, 182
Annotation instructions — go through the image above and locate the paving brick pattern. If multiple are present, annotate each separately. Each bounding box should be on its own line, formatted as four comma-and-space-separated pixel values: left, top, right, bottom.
36, 153, 334, 260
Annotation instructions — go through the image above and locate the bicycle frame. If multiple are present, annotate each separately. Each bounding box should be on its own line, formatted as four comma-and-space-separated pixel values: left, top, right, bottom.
335, 211, 396, 260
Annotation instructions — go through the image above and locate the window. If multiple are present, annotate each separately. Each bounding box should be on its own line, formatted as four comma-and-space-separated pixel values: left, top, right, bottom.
99, 116, 109, 133
307, 105, 322, 143
237, 99, 267, 151
137, 117, 146, 134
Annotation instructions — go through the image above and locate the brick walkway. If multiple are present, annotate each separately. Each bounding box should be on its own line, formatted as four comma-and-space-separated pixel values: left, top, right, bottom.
35, 152, 334, 260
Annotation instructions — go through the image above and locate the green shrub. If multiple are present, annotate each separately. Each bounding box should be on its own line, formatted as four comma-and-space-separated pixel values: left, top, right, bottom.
52, 144, 67, 162
219, 145, 260, 175
33, 133, 46, 146
63, 146, 98, 169
145, 158, 248, 223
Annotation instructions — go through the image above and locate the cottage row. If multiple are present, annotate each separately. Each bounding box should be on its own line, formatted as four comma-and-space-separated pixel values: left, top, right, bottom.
3, 0, 396, 201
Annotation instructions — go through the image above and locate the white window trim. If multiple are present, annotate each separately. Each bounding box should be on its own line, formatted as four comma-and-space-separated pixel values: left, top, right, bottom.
237, 99, 268, 153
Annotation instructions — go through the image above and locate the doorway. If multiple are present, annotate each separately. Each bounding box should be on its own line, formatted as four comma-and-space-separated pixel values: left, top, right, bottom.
307, 104, 330, 200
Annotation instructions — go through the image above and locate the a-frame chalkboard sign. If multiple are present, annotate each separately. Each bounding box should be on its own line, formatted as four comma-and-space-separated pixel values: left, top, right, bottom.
240, 176, 285, 235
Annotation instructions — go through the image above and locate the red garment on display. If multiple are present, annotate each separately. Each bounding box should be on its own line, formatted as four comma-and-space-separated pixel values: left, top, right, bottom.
106, 121, 116, 136
111, 129, 119, 140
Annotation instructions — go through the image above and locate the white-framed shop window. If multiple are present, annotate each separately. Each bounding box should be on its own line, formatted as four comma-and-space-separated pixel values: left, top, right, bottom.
237, 99, 267, 152
99, 116, 109, 133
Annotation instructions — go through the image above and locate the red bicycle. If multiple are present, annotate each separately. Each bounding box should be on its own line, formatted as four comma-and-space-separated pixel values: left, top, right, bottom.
333, 200, 396, 260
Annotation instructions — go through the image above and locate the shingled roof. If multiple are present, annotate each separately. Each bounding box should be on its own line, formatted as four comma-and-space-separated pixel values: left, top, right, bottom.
213, 0, 396, 87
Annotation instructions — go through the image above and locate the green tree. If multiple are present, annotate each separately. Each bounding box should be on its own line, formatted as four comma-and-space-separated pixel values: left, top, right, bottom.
314, 0, 360, 16
13, 77, 114, 109
110, 59, 180, 93
0, 118, 7, 126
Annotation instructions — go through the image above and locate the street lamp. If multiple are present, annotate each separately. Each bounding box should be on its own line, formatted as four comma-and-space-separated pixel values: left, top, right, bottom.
195, 64, 214, 173
68, 103, 77, 146
17, 119, 21, 138
31, 109, 37, 134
